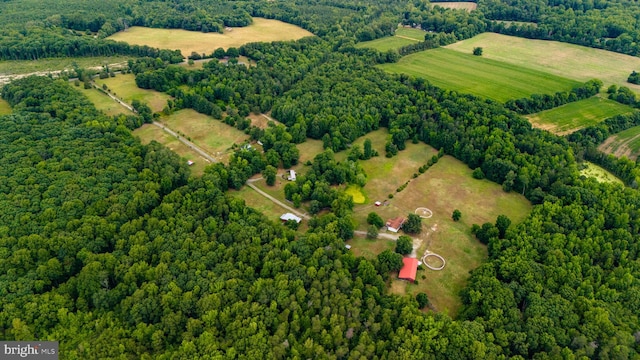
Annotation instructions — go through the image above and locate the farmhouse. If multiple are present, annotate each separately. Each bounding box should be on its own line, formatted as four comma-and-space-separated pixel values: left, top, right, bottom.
398, 257, 419, 282
280, 213, 302, 224
287, 170, 297, 181
386, 217, 405, 233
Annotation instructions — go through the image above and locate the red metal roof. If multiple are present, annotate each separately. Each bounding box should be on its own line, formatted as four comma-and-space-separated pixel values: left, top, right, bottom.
398, 257, 418, 282
386, 217, 405, 230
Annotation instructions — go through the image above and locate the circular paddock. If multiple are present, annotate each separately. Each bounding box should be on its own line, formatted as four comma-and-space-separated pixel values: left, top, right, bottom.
421, 252, 445, 271
414, 207, 433, 219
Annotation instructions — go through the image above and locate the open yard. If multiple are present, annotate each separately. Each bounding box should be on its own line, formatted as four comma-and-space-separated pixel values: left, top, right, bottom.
107, 18, 314, 56
75, 86, 133, 117
94, 73, 172, 113
158, 109, 249, 162
0, 99, 12, 115
355, 153, 531, 316
133, 124, 208, 177
379, 48, 580, 102
527, 96, 634, 135
579, 161, 624, 185
598, 125, 640, 160
431, 2, 478, 11
445, 32, 640, 92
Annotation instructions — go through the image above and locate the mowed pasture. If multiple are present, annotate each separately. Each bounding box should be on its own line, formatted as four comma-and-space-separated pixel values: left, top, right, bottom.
0, 98, 12, 115
599, 125, 640, 160
383, 155, 531, 316
107, 18, 314, 56
94, 74, 172, 113
527, 96, 634, 135
76, 86, 133, 117
355, 36, 418, 52
0, 56, 130, 76
133, 124, 208, 177
446, 33, 640, 92
379, 48, 580, 102
580, 161, 624, 185
158, 109, 249, 162
431, 1, 477, 11
395, 28, 427, 41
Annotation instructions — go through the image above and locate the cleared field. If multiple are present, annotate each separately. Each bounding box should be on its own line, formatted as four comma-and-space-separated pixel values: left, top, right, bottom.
133, 124, 207, 177
0, 99, 12, 115
232, 186, 289, 223
599, 125, 640, 160
0, 56, 130, 76
159, 109, 249, 162
108, 18, 314, 56
94, 74, 171, 113
446, 33, 640, 92
75, 86, 133, 117
395, 28, 427, 41
348, 237, 396, 260
527, 96, 634, 135
580, 161, 624, 185
379, 48, 580, 102
355, 36, 418, 52
355, 153, 531, 316
431, 2, 478, 11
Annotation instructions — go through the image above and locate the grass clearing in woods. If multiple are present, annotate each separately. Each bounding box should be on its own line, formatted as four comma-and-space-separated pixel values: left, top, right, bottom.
94, 73, 171, 113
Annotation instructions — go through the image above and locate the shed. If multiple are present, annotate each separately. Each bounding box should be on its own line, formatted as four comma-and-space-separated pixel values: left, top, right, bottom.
287, 170, 297, 181
187, 160, 195, 166
374, 201, 382, 206
386, 217, 406, 233
398, 257, 419, 282
280, 213, 302, 224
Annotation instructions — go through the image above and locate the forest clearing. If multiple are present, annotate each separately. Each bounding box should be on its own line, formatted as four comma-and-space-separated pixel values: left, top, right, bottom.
526, 96, 634, 134
107, 18, 314, 56
379, 48, 580, 101
598, 125, 640, 160
94, 74, 171, 112
431, 2, 478, 11
355, 36, 418, 52
579, 161, 624, 184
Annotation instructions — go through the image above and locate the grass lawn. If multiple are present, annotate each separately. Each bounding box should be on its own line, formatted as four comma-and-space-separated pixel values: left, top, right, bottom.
379, 48, 580, 102
598, 124, 640, 160
362, 154, 531, 317
579, 161, 624, 185
94, 74, 171, 113
232, 186, 289, 223
348, 237, 396, 260
158, 109, 249, 162
74, 85, 133, 117
431, 2, 477, 11
108, 18, 314, 56
445, 33, 640, 92
526, 96, 634, 135
133, 124, 207, 177
0, 99, 12, 115
0, 56, 131, 76
355, 36, 418, 52
395, 28, 427, 41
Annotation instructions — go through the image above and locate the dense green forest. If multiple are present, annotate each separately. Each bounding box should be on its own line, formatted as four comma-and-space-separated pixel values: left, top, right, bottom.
2, 0, 640, 358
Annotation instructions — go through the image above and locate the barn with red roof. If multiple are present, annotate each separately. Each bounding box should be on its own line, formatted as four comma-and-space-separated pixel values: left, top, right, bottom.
398, 257, 418, 282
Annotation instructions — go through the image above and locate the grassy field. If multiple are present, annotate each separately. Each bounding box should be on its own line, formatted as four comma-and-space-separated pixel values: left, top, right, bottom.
133, 124, 208, 177
445, 33, 640, 92
395, 28, 427, 41
0, 56, 131, 75
158, 109, 249, 162
349, 237, 396, 260
108, 18, 314, 56
527, 96, 634, 135
94, 74, 171, 113
0, 99, 12, 115
355, 36, 418, 52
431, 2, 478, 11
598, 125, 640, 160
74, 86, 133, 117
379, 48, 580, 102
232, 186, 290, 223
579, 161, 624, 185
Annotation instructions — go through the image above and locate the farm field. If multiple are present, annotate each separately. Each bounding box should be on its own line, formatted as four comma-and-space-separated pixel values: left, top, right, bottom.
75, 86, 133, 117
133, 124, 208, 177
431, 1, 477, 11
598, 125, 640, 160
107, 18, 314, 56
158, 109, 249, 162
94, 74, 172, 113
0, 99, 12, 115
357, 154, 531, 316
526, 96, 634, 135
379, 48, 580, 102
445, 32, 640, 92
395, 28, 427, 41
232, 186, 291, 224
355, 36, 417, 52
0, 56, 131, 76
580, 161, 624, 185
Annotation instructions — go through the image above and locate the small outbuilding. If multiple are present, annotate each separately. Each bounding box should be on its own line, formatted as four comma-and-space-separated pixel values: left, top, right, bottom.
386, 217, 406, 233
398, 257, 419, 282
374, 201, 382, 206
187, 160, 195, 166
280, 213, 302, 224
287, 170, 297, 181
